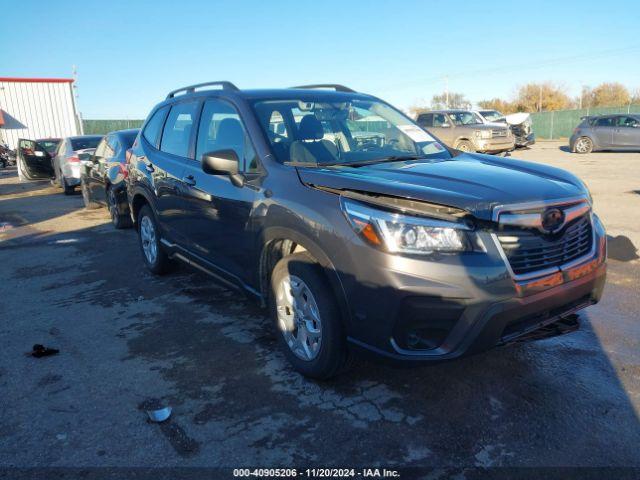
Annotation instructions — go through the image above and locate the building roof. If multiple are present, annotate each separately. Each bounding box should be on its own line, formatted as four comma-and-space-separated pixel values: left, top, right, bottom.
0, 77, 74, 83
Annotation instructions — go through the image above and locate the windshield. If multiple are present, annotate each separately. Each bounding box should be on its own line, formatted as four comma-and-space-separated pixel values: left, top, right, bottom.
71, 137, 102, 151
252, 97, 450, 166
480, 110, 504, 122
448, 111, 481, 126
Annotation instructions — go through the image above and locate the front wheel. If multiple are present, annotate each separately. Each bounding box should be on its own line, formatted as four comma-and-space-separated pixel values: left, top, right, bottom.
269, 252, 349, 379
137, 204, 173, 275
574, 137, 593, 154
454, 140, 475, 152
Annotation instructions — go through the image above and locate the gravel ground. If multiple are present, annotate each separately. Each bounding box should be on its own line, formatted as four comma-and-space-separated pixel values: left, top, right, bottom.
0, 142, 638, 475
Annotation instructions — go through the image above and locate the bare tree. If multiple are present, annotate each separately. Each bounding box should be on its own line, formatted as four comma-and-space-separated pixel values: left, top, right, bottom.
431, 92, 471, 110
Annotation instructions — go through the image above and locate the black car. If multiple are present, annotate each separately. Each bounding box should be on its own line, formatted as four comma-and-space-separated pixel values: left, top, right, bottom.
81, 129, 139, 228
126, 82, 606, 379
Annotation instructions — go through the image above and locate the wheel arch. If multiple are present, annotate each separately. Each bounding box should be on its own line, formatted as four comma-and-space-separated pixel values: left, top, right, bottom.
258, 226, 352, 328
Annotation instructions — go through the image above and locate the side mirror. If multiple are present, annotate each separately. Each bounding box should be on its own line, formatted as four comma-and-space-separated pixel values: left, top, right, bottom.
202, 149, 244, 187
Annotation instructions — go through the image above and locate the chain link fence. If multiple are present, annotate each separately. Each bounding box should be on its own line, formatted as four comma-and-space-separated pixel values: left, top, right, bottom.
82, 119, 144, 135
531, 105, 640, 139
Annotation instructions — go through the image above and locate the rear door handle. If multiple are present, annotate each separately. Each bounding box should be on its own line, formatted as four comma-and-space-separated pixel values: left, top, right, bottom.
183, 174, 196, 186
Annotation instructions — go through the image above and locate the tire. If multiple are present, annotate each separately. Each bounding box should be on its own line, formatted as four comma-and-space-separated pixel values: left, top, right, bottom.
137, 204, 173, 274
574, 136, 593, 154
454, 140, 475, 152
81, 178, 100, 209
62, 175, 75, 195
269, 252, 349, 379
107, 185, 133, 229
52, 167, 62, 188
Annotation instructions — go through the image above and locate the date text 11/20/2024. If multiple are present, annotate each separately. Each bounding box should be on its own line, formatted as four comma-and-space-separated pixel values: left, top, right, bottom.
233, 468, 401, 478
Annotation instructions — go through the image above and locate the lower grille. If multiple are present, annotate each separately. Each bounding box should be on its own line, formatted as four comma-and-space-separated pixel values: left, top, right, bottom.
498, 215, 593, 276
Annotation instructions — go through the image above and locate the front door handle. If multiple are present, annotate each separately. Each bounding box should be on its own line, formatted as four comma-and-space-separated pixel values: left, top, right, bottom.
183, 174, 196, 186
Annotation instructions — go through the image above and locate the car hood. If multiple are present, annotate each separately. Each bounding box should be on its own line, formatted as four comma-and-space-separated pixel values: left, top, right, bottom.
297, 153, 587, 221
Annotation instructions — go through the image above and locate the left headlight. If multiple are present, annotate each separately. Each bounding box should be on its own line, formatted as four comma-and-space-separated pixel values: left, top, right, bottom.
340, 198, 471, 254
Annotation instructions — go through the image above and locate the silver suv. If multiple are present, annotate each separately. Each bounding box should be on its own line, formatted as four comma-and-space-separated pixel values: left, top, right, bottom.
417, 110, 514, 154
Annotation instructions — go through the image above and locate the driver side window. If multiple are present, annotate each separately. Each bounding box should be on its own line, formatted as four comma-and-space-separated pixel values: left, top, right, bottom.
196, 99, 259, 173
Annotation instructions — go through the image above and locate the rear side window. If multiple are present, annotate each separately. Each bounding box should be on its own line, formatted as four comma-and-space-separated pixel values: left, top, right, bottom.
433, 114, 449, 127
143, 106, 169, 146
160, 101, 199, 158
594, 117, 613, 127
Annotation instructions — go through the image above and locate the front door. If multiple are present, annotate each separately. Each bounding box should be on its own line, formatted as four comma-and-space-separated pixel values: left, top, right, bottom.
17, 139, 54, 180
179, 98, 262, 285
612, 116, 640, 148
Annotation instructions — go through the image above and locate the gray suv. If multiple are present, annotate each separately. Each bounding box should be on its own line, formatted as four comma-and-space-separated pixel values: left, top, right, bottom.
570, 114, 640, 153
127, 82, 607, 379
416, 109, 515, 154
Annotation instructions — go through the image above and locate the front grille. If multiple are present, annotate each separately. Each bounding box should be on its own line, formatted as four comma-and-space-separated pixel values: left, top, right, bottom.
492, 129, 507, 137
498, 215, 593, 276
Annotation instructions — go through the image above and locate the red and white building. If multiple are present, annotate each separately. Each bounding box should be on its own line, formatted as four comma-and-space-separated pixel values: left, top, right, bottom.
0, 77, 83, 150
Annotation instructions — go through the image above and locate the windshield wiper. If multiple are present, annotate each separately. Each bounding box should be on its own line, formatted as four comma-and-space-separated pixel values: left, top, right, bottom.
324, 155, 427, 168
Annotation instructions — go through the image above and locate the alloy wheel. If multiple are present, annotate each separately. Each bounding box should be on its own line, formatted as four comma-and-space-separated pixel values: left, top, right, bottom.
140, 215, 158, 265
575, 138, 591, 153
108, 189, 118, 225
276, 274, 322, 361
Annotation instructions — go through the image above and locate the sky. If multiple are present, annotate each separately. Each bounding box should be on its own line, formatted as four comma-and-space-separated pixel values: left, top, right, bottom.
1, 0, 639, 119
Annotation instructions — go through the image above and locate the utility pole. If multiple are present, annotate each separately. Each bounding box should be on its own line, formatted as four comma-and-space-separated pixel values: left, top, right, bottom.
444, 75, 449, 108
538, 84, 543, 112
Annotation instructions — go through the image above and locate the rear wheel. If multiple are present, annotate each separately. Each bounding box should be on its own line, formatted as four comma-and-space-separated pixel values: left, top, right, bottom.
61, 175, 75, 195
137, 204, 173, 274
107, 186, 133, 229
455, 140, 475, 152
270, 252, 349, 379
574, 137, 593, 154
81, 178, 100, 209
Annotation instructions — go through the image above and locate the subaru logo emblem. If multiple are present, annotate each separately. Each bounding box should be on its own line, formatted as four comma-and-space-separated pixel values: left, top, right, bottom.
541, 207, 565, 233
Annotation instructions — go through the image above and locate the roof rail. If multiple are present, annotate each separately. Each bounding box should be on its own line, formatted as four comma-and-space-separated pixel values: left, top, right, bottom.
166, 81, 239, 99
290, 84, 356, 93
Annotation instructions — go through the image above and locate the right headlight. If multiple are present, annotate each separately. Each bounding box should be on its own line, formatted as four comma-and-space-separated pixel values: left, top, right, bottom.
340, 198, 472, 254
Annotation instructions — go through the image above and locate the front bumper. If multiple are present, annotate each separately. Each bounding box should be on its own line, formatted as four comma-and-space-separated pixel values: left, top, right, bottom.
341, 214, 607, 362
515, 132, 535, 148
476, 137, 516, 153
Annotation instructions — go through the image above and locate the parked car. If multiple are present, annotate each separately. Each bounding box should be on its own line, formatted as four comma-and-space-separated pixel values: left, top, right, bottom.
80, 129, 139, 228
51, 135, 103, 194
416, 109, 514, 154
474, 110, 536, 148
570, 114, 640, 153
127, 81, 606, 379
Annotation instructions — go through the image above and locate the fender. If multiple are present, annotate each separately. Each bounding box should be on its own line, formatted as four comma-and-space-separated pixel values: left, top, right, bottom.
260, 226, 353, 330
129, 183, 158, 224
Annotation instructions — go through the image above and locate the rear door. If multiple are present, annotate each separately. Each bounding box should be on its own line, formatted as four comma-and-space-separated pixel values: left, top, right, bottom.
591, 117, 614, 147
612, 116, 640, 148
17, 138, 54, 180
153, 100, 200, 243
